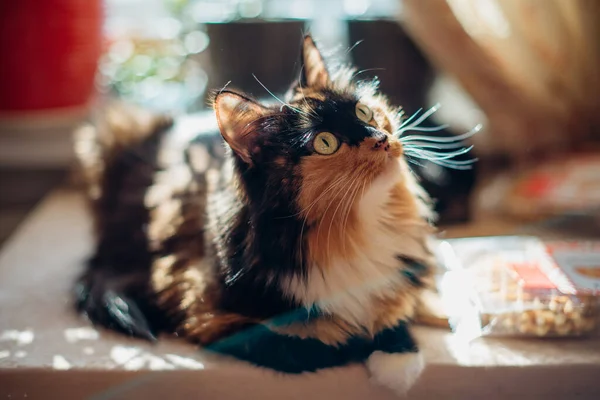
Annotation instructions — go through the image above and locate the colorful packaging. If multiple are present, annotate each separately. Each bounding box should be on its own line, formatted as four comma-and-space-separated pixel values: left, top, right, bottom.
439, 236, 600, 338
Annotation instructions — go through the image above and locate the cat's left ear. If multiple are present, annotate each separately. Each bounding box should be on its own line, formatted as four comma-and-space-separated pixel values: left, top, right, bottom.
300, 35, 330, 88
214, 90, 268, 164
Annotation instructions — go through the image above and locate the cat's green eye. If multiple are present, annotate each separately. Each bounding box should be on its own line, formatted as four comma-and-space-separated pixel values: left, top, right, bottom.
313, 132, 339, 155
355, 103, 373, 123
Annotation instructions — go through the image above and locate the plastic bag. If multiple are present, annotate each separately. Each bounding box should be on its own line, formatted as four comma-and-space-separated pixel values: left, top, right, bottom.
438, 236, 600, 338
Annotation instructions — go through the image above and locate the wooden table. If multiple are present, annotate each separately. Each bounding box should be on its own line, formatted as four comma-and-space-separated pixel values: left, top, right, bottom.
1, 190, 599, 399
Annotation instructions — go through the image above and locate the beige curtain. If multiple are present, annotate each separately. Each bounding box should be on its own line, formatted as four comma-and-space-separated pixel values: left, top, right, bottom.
400, 0, 600, 159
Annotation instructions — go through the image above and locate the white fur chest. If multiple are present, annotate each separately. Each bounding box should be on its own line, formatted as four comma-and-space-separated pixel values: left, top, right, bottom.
283, 160, 434, 327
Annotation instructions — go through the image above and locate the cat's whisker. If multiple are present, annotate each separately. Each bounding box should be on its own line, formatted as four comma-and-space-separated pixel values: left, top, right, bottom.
302, 177, 348, 268
316, 184, 346, 260
403, 141, 466, 150
399, 118, 481, 170
351, 68, 386, 81
404, 152, 474, 166
297, 66, 320, 118
405, 145, 474, 161
325, 177, 359, 264
298, 212, 309, 271
399, 103, 441, 133
432, 159, 478, 170
252, 74, 309, 117
405, 157, 425, 168
341, 177, 364, 255
439, 157, 478, 166
403, 129, 478, 170
340, 175, 362, 251
399, 108, 422, 129
406, 153, 477, 165
405, 151, 476, 169
404, 149, 478, 169
299, 215, 308, 268
218, 80, 232, 94
402, 143, 474, 157
345, 39, 364, 55
298, 213, 310, 271
339, 179, 358, 254
281, 175, 347, 219
299, 92, 318, 119
400, 124, 449, 133
400, 124, 482, 143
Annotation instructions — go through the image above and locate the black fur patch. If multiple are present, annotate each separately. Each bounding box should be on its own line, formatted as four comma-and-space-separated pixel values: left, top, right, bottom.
396, 255, 429, 287
207, 309, 417, 373
75, 125, 170, 339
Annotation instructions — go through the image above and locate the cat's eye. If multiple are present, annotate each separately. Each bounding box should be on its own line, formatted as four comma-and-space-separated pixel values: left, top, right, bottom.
313, 132, 339, 155
355, 103, 373, 123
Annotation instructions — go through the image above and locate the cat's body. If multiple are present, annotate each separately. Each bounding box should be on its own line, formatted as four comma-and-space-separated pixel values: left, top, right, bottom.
75, 36, 438, 395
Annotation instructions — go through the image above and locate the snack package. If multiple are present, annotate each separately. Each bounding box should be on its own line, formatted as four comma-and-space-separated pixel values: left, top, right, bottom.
439, 236, 600, 338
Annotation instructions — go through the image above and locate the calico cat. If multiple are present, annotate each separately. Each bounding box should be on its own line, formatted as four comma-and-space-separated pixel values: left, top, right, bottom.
75, 35, 440, 395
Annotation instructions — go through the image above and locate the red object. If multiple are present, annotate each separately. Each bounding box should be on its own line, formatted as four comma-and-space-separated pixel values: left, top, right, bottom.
518, 173, 555, 198
0, 1, 103, 111
508, 262, 556, 290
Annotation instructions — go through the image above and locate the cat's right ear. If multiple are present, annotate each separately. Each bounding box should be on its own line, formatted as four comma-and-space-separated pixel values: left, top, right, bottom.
213, 90, 268, 164
300, 35, 330, 89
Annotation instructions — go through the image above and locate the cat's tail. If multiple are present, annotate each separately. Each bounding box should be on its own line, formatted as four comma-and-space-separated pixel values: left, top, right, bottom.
72, 102, 173, 340
73, 101, 173, 204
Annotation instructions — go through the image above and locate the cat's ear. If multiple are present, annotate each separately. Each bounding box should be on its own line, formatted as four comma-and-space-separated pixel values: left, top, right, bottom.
213, 90, 268, 164
300, 35, 330, 88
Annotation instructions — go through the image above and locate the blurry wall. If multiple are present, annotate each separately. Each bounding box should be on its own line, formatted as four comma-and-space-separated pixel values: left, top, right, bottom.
401, 0, 600, 158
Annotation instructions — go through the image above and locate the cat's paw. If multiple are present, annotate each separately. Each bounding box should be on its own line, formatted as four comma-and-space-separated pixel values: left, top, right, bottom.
74, 268, 158, 340
366, 351, 424, 397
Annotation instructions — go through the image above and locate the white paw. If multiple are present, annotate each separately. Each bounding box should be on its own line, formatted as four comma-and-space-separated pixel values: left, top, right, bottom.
366, 351, 424, 397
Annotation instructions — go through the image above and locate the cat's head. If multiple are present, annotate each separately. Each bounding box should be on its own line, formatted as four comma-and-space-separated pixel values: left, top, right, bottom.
213, 35, 426, 269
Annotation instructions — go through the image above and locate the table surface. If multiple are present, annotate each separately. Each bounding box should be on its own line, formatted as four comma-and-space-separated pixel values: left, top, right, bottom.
1, 190, 600, 399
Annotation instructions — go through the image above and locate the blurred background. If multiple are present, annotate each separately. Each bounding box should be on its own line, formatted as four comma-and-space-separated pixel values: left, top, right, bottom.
0, 0, 599, 246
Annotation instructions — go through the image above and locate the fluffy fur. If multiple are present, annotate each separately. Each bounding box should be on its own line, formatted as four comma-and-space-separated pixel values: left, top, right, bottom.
74, 35, 438, 395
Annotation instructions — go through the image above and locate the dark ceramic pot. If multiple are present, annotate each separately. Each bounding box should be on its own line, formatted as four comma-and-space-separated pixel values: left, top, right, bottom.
204, 20, 306, 100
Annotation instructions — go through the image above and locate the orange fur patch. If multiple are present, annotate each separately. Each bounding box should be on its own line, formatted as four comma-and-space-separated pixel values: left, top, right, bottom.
387, 181, 423, 224
298, 136, 403, 267
183, 311, 258, 345
153, 252, 259, 345
372, 289, 420, 333
302, 36, 330, 88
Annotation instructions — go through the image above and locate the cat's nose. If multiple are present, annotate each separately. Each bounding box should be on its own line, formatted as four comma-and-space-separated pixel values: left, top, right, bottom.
372, 135, 390, 152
